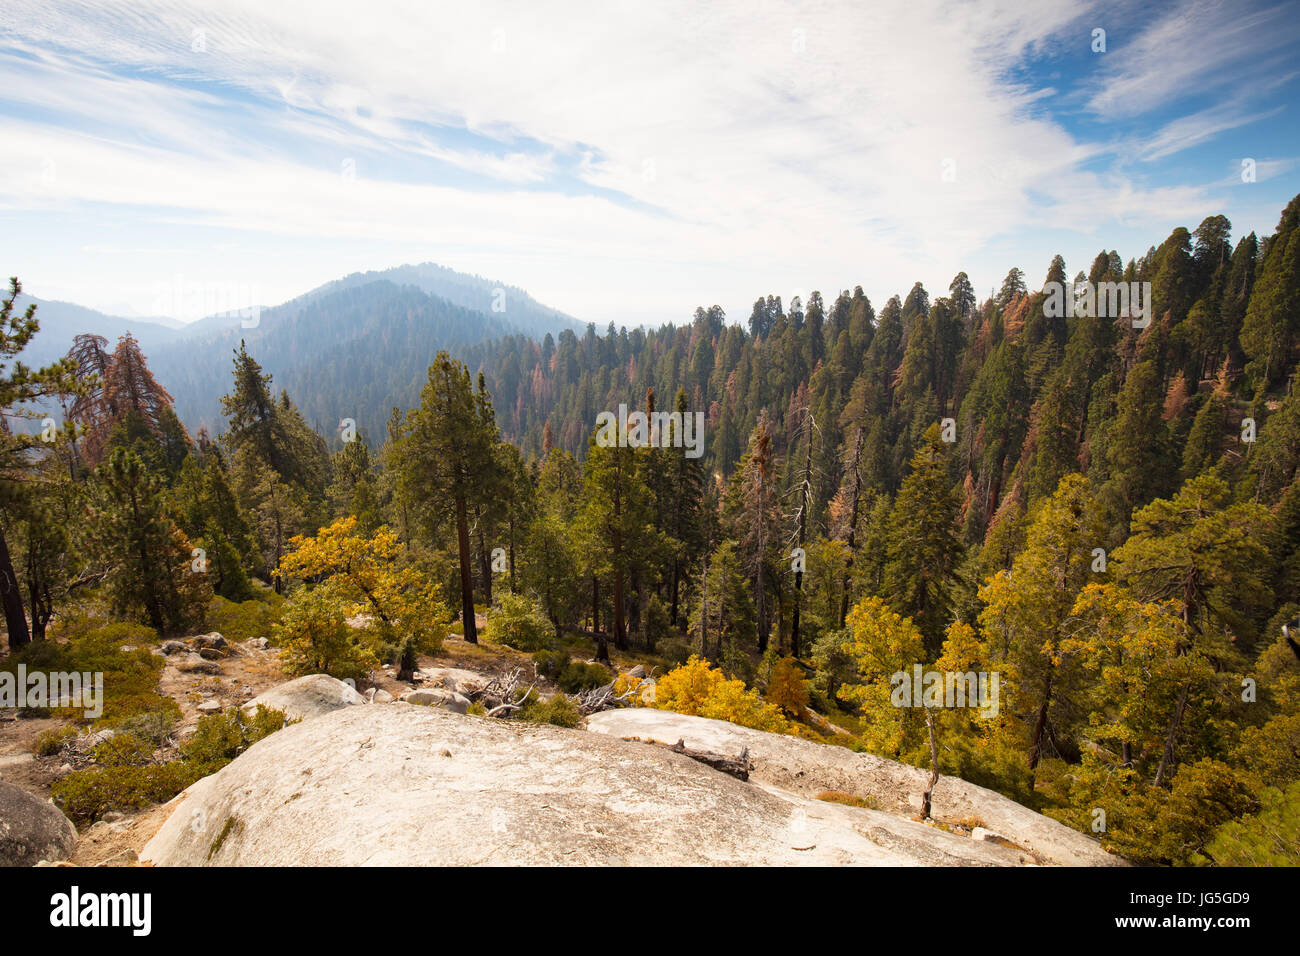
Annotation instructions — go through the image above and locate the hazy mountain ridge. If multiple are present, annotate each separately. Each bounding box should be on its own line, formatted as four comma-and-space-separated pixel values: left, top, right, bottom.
15, 263, 584, 438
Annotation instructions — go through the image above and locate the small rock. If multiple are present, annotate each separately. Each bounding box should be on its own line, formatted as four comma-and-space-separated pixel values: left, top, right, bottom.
971, 826, 1014, 845
178, 653, 221, 675
98, 848, 139, 866
371, 689, 394, 704
400, 689, 470, 714
160, 640, 188, 656
196, 700, 222, 714
101, 811, 124, 823
245, 637, 268, 650
626, 664, 647, 679
194, 633, 228, 650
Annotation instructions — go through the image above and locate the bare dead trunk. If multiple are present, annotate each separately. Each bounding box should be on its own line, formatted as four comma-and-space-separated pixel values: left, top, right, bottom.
921, 709, 939, 820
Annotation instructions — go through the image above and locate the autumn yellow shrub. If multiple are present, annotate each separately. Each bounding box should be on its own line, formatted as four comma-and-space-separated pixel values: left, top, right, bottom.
654, 656, 792, 734
766, 657, 810, 720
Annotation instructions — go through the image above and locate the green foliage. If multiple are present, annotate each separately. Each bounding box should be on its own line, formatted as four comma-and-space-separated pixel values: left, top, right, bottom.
483, 590, 553, 651
206, 593, 284, 645
274, 587, 378, 681
515, 691, 584, 728
51, 706, 289, 825
1205, 780, 1300, 866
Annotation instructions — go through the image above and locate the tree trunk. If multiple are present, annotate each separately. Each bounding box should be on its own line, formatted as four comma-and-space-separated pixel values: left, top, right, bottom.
698, 554, 708, 659
1027, 671, 1053, 783
1153, 682, 1191, 788
791, 410, 814, 658
612, 565, 627, 651
592, 575, 609, 663
455, 495, 477, 643
921, 709, 939, 820
839, 425, 865, 628
0, 523, 30, 651
669, 559, 681, 627
476, 521, 492, 607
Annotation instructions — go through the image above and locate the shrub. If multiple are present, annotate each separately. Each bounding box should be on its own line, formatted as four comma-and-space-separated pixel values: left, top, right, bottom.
532, 649, 570, 680
766, 657, 810, 721
515, 692, 584, 728
181, 705, 291, 769
206, 593, 284, 645
1206, 781, 1300, 865
557, 661, 610, 694
816, 790, 878, 810
7, 619, 178, 729
50, 706, 290, 825
92, 733, 155, 767
53, 761, 203, 825
655, 656, 792, 734
33, 726, 77, 756
275, 588, 378, 681
483, 591, 552, 651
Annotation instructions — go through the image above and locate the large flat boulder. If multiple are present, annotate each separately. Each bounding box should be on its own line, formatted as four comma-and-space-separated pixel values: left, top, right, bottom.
0, 781, 78, 866
586, 709, 1122, 867
242, 674, 365, 723
142, 705, 1040, 867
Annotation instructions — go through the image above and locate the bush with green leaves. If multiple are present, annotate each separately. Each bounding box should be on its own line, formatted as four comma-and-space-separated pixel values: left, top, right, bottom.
483, 590, 552, 651
531, 649, 608, 692
51, 706, 290, 825
5, 617, 179, 730
556, 660, 609, 694
515, 691, 584, 728
206, 592, 284, 645
274, 587, 378, 681
1205, 780, 1300, 865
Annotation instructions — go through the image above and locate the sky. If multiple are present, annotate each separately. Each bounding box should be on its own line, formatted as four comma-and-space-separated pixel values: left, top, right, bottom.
1, 0, 1298, 329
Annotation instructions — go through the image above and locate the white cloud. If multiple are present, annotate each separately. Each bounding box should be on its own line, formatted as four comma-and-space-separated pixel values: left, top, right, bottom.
0, 0, 1280, 325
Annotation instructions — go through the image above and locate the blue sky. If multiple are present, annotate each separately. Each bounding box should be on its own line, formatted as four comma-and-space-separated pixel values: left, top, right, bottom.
1, 0, 1298, 328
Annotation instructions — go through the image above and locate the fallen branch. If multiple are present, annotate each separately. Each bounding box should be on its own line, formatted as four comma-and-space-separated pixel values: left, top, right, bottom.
669, 738, 753, 781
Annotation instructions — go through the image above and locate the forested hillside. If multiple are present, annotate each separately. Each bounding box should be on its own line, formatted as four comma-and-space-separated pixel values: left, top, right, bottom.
4, 192, 1300, 866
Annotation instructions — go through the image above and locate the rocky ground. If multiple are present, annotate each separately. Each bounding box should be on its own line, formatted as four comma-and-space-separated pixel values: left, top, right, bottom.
0, 627, 563, 867
2, 627, 1123, 868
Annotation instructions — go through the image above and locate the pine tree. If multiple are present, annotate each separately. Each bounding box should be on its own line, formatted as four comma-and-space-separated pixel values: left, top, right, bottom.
395, 352, 499, 643
883, 424, 963, 656
0, 278, 82, 649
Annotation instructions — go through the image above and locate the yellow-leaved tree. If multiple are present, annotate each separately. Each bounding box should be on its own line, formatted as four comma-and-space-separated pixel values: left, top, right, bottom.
276, 516, 450, 680
839, 596, 926, 758
654, 656, 792, 734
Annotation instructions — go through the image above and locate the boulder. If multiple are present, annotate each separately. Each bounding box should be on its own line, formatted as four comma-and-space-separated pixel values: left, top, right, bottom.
371, 689, 394, 704
196, 700, 223, 714
418, 667, 489, 697
159, 640, 188, 656
141, 706, 1038, 867
586, 709, 1123, 867
400, 688, 470, 714
177, 653, 221, 675
242, 674, 365, 723
0, 781, 77, 866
